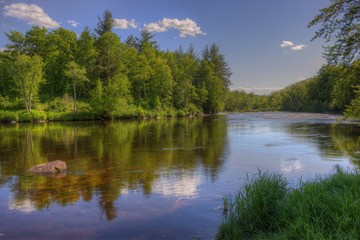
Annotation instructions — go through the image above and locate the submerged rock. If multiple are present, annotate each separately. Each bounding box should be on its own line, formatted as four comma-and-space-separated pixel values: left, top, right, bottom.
28, 160, 67, 174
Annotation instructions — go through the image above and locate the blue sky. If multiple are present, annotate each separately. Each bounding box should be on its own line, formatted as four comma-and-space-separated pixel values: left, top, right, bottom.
0, 0, 330, 94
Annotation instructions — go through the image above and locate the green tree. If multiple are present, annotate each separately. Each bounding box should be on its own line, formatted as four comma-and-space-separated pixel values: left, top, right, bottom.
5, 31, 25, 56
75, 27, 98, 99
95, 10, 115, 36
148, 57, 174, 109
344, 85, 360, 119
64, 61, 89, 112
95, 32, 124, 85
202, 44, 232, 88
331, 61, 360, 112
23, 26, 48, 58
12, 54, 44, 112
309, 0, 360, 64
42, 28, 77, 99
76, 27, 98, 78
199, 61, 226, 113
90, 74, 131, 118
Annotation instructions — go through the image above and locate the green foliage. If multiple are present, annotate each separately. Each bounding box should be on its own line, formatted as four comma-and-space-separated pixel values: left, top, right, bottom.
0, 96, 25, 111
17, 110, 47, 122
217, 167, 360, 239
95, 10, 115, 36
45, 95, 72, 112
0, 10, 236, 121
11, 54, 44, 112
90, 75, 131, 119
309, 0, 360, 64
344, 86, 360, 119
0, 111, 18, 122
64, 61, 89, 112
225, 91, 271, 112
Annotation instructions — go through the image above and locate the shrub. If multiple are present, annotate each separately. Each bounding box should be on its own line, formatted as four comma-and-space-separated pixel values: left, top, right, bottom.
17, 111, 33, 122
31, 111, 47, 122
177, 109, 186, 117
0, 111, 18, 122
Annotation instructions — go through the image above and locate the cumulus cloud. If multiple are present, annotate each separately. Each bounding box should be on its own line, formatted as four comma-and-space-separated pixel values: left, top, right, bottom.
280, 41, 294, 48
280, 40, 307, 51
68, 20, 80, 27
291, 44, 307, 51
3, 3, 59, 28
144, 18, 205, 38
114, 18, 138, 29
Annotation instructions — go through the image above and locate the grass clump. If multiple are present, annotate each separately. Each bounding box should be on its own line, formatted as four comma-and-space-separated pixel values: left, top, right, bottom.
216, 166, 360, 239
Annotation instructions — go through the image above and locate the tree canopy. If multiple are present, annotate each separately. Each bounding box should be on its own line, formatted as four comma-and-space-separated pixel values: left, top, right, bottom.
0, 10, 232, 117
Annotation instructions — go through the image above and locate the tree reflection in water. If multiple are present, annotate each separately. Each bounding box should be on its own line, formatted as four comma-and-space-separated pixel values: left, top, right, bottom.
0, 117, 227, 221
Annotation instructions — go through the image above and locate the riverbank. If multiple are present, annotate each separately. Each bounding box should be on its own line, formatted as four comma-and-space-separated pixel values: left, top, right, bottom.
217, 167, 360, 239
0, 108, 204, 123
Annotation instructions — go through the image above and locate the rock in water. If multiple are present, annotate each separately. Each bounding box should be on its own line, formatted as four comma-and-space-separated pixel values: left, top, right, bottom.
28, 160, 67, 173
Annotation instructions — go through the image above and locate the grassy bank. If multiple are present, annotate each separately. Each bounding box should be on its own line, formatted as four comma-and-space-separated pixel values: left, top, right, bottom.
217, 167, 360, 239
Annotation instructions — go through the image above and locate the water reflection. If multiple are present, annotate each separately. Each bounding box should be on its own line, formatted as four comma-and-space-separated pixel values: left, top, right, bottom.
1, 113, 360, 239
0, 117, 227, 221
283, 123, 360, 164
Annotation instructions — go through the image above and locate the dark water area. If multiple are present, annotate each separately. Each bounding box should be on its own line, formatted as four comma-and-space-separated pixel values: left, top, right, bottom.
0, 112, 359, 239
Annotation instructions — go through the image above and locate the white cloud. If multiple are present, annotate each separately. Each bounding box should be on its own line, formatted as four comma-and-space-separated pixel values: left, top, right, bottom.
280, 41, 294, 48
291, 44, 307, 51
3, 3, 60, 28
114, 18, 138, 29
0, 47, 6, 52
67, 20, 80, 27
281, 40, 307, 51
144, 18, 206, 38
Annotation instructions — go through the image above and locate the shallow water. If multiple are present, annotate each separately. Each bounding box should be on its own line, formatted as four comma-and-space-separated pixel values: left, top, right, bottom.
0, 112, 359, 239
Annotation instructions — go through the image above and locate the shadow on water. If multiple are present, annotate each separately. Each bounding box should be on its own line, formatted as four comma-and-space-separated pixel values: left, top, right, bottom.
0, 117, 228, 221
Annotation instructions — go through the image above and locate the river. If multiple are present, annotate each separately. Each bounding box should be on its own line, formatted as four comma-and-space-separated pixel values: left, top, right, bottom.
0, 112, 359, 239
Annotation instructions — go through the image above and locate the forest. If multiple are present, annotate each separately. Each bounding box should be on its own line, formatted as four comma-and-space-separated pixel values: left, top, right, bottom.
1, 2, 360, 122
225, 60, 360, 120
0, 10, 232, 121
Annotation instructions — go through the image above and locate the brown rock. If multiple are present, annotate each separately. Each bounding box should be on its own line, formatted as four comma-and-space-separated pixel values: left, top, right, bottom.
28, 160, 67, 174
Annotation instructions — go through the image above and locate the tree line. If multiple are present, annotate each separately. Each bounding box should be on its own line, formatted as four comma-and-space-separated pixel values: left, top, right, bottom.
225, 59, 360, 119
0, 10, 231, 120
226, 0, 360, 120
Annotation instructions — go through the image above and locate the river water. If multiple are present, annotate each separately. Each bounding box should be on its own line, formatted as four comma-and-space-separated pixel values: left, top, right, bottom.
0, 112, 359, 239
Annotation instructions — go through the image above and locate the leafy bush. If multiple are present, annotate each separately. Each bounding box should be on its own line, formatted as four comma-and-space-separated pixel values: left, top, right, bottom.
0, 96, 25, 111
31, 111, 47, 122
17, 111, 33, 122
0, 111, 18, 122
45, 96, 72, 112
177, 109, 186, 117
17, 111, 47, 122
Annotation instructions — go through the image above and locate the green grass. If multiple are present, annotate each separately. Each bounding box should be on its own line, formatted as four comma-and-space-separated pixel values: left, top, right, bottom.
216, 166, 360, 239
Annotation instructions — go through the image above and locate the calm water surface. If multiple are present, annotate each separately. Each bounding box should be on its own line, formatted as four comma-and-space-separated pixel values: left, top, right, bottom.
0, 112, 359, 239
